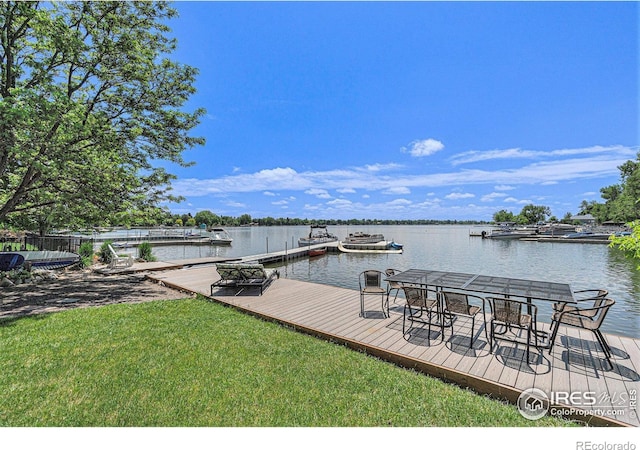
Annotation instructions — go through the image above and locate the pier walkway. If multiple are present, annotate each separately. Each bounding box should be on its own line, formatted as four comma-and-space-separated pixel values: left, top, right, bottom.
147, 265, 640, 427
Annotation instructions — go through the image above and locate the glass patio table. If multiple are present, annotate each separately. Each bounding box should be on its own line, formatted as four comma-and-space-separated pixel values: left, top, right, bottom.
385, 268, 577, 348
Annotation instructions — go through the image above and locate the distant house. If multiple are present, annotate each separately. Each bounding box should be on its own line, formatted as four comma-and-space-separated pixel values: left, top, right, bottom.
570, 214, 596, 225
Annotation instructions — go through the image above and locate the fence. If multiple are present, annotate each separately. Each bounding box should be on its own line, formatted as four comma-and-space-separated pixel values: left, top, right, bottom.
20, 235, 89, 253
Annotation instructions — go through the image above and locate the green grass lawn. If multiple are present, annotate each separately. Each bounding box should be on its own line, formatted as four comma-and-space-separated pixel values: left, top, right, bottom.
0, 298, 575, 427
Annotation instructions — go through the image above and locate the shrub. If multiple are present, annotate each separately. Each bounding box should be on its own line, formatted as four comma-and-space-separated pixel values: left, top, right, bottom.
98, 240, 113, 264
78, 241, 95, 267
138, 242, 156, 262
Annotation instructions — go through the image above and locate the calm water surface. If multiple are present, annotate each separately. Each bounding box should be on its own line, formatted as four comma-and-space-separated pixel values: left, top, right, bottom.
129, 225, 639, 338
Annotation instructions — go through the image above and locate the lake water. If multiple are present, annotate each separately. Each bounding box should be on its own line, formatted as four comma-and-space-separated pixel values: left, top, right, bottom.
117, 225, 640, 339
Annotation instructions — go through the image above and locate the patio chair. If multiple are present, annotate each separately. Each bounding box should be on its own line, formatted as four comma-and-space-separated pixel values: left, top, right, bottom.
237, 264, 280, 295
107, 244, 134, 269
553, 289, 608, 318
439, 291, 486, 348
487, 297, 540, 362
211, 263, 279, 296
548, 298, 616, 370
359, 270, 388, 318
385, 268, 403, 305
210, 263, 243, 295
402, 286, 442, 339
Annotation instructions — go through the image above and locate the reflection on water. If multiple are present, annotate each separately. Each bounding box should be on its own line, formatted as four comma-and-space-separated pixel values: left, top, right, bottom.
116, 225, 639, 338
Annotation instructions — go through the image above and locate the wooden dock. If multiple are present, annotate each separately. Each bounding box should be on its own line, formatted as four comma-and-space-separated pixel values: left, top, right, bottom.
147, 265, 639, 427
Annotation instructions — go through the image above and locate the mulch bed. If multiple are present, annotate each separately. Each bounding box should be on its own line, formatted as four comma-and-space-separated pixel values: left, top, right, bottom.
0, 268, 192, 320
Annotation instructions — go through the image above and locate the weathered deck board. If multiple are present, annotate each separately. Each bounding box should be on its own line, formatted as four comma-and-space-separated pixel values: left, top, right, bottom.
147, 266, 639, 427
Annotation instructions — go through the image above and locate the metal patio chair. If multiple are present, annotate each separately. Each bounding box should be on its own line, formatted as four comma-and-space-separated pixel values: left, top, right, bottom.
553, 289, 609, 318
402, 286, 442, 339
548, 298, 616, 370
385, 268, 403, 306
359, 270, 388, 318
439, 290, 486, 348
487, 297, 540, 362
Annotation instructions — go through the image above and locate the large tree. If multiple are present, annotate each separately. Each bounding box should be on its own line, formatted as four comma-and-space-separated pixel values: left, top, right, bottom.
0, 1, 204, 230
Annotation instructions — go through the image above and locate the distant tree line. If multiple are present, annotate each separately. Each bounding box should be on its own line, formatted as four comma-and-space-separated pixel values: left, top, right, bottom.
492, 152, 640, 226
577, 152, 640, 224
156, 211, 490, 228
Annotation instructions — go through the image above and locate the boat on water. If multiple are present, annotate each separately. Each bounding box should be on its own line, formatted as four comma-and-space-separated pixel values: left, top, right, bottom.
481, 223, 536, 240
538, 223, 578, 236
308, 247, 327, 257
338, 232, 403, 253
0, 251, 79, 271
482, 230, 535, 240
209, 227, 233, 245
563, 231, 612, 240
298, 225, 339, 247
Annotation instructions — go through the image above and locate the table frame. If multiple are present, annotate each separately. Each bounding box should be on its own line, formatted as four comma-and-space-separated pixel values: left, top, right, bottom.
385, 268, 576, 349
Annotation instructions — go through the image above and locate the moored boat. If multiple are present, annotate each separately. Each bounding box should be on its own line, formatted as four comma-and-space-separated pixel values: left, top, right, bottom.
298, 225, 339, 247
209, 227, 233, 245
339, 232, 403, 253
308, 247, 327, 257
563, 231, 612, 240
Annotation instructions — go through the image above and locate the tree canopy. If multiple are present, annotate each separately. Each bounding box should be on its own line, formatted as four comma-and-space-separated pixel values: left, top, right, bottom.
579, 152, 640, 223
0, 1, 204, 230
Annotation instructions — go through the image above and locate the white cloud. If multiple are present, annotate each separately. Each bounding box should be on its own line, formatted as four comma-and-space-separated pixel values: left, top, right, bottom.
387, 198, 412, 206
481, 192, 508, 202
271, 200, 288, 205
450, 145, 635, 166
326, 198, 353, 207
171, 145, 636, 199
403, 139, 445, 157
304, 188, 332, 199
383, 186, 410, 195
263, 191, 277, 196
361, 163, 404, 172
337, 188, 356, 194
445, 192, 475, 200
223, 200, 246, 208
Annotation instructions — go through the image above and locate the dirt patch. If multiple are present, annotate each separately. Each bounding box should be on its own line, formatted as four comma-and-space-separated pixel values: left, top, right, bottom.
0, 268, 192, 320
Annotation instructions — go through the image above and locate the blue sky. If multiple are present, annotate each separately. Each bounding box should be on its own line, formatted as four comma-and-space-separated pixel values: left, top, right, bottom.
162, 1, 638, 221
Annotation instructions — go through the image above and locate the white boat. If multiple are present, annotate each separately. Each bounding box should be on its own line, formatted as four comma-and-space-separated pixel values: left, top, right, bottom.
339, 232, 403, 252
298, 225, 339, 247
484, 230, 534, 240
562, 231, 612, 240
482, 225, 536, 240
337, 242, 403, 254
209, 227, 233, 245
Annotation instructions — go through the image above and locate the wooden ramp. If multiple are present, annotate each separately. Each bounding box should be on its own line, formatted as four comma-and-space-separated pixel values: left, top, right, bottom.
148, 266, 640, 427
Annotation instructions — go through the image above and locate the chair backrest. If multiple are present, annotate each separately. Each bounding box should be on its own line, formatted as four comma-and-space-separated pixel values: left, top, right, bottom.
240, 264, 268, 280
215, 264, 243, 281
361, 270, 382, 289
385, 268, 402, 288
591, 298, 616, 328
107, 244, 119, 257
490, 297, 534, 326
574, 288, 608, 307
573, 289, 608, 300
441, 291, 470, 315
402, 286, 427, 307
